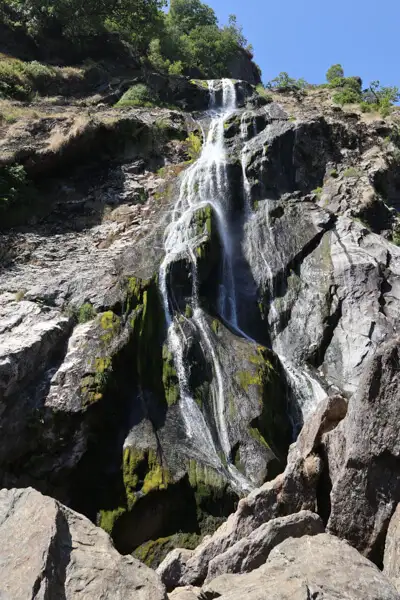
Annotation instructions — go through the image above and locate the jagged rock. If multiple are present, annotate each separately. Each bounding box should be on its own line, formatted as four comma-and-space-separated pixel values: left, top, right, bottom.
168, 587, 201, 600
158, 548, 194, 592
162, 393, 348, 588
0, 487, 166, 600
205, 510, 324, 582
385, 504, 400, 592
202, 534, 400, 600
325, 337, 400, 564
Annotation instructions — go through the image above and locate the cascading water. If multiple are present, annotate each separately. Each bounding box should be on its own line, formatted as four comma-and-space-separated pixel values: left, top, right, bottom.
159, 78, 327, 491
159, 79, 253, 492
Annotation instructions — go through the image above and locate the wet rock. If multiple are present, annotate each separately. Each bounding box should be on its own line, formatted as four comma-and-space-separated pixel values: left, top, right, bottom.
205, 511, 324, 581
202, 534, 400, 600
384, 504, 400, 592
325, 337, 400, 564
0, 487, 167, 600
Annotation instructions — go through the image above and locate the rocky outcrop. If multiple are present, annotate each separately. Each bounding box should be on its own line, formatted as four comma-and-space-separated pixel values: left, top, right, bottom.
159, 394, 347, 588
385, 505, 400, 592
325, 337, 400, 564
0, 487, 166, 600
204, 511, 324, 582
202, 534, 400, 600
2, 77, 400, 581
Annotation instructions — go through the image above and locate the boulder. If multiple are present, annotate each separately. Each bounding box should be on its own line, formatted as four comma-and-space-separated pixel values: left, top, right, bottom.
326, 337, 400, 564
384, 504, 400, 592
168, 587, 201, 600
0, 487, 166, 600
158, 548, 194, 592
205, 510, 324, 582
202, 534, 400, 600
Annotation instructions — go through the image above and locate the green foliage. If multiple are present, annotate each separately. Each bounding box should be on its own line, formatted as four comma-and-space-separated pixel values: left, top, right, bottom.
326, 64, 344, 83
154, 2, 251, 79
343, 167, 361, 178
78, 303, 97, 323
3, 0, 258, 82
267, 72, 307, 90
185, 131, 202, 161
8, 0, 166, 51
332, 87, 362, 105
169, 0, 217, 33
116, 84, 154, 108
255, 84, 273, 103
362, 81, 399, 118
0, 164, 29, 209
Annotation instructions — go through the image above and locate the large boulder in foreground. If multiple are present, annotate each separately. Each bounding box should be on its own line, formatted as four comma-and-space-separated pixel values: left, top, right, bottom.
202, 534, 400, 600
385, 504, 400, 592
205, 510, 324, 582
325, 337, 400, 564
0, 487, 166, 600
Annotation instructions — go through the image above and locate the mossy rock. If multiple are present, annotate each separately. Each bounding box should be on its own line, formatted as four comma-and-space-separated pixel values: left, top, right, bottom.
133, 532, 202, 569
236, 345, 292, 464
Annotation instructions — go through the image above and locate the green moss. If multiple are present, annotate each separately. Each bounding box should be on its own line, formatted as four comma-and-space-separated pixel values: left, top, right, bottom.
185, 304, 194, 318
235, 346, 291, 465
190, 79, 209, 89
162, 345, 180, 407
211, 319, 220, 335
77, 302, 97, 323
123, 446, 171, 510
249, 427, 271, 449
313, 187, 323, 196
133, 532, 202, 569
343, 167, 361, 178
185, 131, 203, 162
100, 311, 121, 344
99, 507, 126, 535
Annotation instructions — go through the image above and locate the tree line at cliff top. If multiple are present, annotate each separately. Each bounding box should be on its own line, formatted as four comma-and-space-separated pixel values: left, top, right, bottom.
0, 0, 258, 79
264, 64, 399, 117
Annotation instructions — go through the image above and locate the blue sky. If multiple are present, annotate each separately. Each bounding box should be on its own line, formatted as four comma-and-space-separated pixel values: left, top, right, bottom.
209, 0, 399, 88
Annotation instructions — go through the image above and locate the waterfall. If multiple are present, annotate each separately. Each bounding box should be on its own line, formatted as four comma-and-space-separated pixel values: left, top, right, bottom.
159, 79, 252, 492
159, 78, 327, 491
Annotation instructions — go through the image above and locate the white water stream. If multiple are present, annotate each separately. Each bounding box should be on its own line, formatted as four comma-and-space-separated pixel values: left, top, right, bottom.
159, 79, 326, 491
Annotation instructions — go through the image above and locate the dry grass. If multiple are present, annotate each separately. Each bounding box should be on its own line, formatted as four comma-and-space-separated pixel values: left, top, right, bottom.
47, 114, 90, 152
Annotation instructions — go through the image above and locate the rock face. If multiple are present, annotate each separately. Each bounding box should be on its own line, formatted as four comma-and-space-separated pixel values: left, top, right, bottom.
385, 505, 400, 592
0, 487, 166, 600
202, 534, 400, 600
2, 74, 400, 576
325, 337, 400, 564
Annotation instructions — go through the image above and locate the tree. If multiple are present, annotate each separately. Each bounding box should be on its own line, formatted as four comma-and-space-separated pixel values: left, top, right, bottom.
326, 64, 344, 83
8, 0, 166, 49
168, 0, 217, 34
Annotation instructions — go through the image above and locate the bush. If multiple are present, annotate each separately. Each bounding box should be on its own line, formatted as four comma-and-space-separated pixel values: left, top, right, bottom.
185, 131, 202, 161
168, 61, 184, 76
326, 64, 344, 83
116, 84, 155, 108
267, 72, 307, 90
0, 165, 30, 209
78, 303, 97, 323
332, 88, 362, 105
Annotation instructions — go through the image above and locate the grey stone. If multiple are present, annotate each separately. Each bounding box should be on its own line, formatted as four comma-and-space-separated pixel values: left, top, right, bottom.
168, 587, 201, 600
0, 487, 166, 600
158, 548, 194, 592
326, 337, 400, 563
202, 534, 400, 600
205, 510, 324, 581
385, 504, 400, 592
